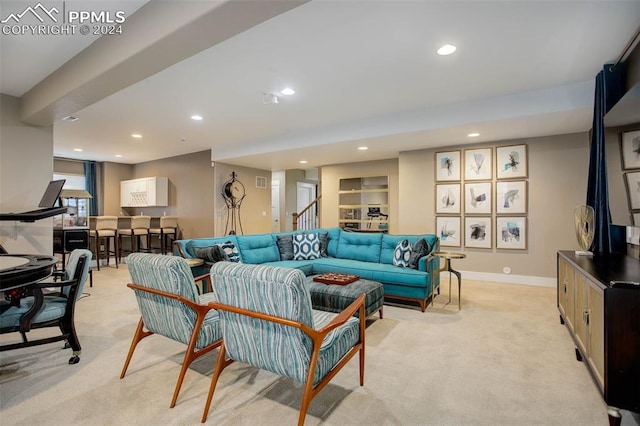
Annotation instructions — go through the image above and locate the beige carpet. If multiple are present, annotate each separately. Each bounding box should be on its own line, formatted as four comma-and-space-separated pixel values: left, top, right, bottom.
1, 263, 638, 426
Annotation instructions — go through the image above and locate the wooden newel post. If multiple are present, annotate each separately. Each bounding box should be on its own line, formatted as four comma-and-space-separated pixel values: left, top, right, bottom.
292, 213, 298, 231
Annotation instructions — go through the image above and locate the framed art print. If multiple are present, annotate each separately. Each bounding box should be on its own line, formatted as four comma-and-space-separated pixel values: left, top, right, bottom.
464, 147, 492, 180
436, 216, 461, 247
464, 182, 492, 214
464, 216, 492, 249
435, 150, 461, 181
625, 171, 640, 210
621, 130, 640, 170
496, 144, 528, 179
496, 180, 527, 214
435, 184, 461, 214
496, 217, 527, 250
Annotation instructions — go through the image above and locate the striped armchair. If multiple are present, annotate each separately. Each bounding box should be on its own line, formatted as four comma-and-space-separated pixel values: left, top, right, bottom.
120, 253, 222, 408
202, 262, 366, 425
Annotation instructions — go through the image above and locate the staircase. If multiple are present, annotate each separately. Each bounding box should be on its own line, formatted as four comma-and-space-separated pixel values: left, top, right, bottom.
292, 195, 321, 231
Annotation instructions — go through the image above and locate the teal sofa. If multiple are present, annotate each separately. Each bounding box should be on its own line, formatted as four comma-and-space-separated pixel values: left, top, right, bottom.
173, 228, 440, 312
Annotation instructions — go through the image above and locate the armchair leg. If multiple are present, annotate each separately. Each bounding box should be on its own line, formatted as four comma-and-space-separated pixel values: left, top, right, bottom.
120, 318, 153, 379
202, 343, 229, 423
170, 314, 220, 408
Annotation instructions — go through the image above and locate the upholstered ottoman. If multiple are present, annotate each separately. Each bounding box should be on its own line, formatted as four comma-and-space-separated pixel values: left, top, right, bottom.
305, 275, 384, 319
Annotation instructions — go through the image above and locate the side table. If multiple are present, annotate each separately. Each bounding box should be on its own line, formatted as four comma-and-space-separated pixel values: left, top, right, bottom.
432, 251, 466, 310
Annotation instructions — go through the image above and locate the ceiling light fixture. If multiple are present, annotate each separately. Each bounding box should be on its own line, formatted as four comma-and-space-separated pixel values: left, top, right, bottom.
358, 146, 368, 151
73, 148, 83, 152
131, 133, 142, 138
467, 132, 480, 137
115, 154, 123, 158
299, 160, 308, 164
281, 88, 295, 96
437, 44, 457, 56
62, 116, 79, 122
191, 115, 203, 121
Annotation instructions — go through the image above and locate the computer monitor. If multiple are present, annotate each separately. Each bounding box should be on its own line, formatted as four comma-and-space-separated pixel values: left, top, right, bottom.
38, 179, 66, 208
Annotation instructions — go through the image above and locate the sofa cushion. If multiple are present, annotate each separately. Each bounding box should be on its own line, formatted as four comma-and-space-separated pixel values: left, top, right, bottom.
336, 232, 382, 263
293, 233, 321, 260
236, 234, 280, 264
311, 258, 430, 288
276, 235, 294, 260
393, 239, 412, 267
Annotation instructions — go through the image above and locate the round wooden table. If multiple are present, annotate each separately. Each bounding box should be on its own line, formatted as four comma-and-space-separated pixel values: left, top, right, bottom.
432, 251, 466, 310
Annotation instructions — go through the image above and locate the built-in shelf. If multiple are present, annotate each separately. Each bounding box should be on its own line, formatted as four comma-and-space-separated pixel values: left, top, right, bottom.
339, 176, 389, 231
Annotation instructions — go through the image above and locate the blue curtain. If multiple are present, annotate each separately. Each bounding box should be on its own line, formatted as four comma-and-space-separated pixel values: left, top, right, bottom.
84, 160, 98, 216
586, 63, 625, 253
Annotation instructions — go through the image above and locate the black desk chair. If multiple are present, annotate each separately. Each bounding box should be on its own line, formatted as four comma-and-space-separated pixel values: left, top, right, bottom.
0, 249, 92, 364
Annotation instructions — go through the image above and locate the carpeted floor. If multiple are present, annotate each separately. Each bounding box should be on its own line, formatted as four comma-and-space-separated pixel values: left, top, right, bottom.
1, 262, 638, 425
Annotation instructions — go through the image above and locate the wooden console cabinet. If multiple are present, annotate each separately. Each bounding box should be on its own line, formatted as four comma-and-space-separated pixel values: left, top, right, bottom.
557, 251, 640, 425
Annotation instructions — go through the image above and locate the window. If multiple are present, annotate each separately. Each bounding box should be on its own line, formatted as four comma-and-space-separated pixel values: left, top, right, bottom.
53, 173, 85, 190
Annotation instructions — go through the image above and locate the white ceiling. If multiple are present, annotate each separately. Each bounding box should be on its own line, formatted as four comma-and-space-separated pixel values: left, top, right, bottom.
2, 1, 640, 171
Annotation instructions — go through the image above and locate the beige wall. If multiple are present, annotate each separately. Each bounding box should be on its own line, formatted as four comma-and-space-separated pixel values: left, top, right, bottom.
319, 133, 615, 279
320, 159, 399, 234
214, 162, 272, 236
127, 151, 214, 238
102, 162, 133, 216
0, 94, 55, 254
396, 131, 632, 280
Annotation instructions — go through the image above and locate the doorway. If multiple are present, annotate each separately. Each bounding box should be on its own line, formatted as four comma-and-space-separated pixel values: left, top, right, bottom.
271, 180, 280, 233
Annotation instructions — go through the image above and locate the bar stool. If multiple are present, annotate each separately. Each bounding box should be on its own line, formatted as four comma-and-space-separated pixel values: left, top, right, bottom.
149, 216, 178, 254
119, 215, 151, 261
90, 216, 119, 271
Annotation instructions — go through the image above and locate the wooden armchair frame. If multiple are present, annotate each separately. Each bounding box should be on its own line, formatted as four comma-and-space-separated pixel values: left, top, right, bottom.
201, 294, 366, 425
120, 278, 221, 408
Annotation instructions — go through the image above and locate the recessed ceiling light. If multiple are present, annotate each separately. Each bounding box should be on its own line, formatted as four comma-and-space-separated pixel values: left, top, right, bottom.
115, 154, 123, 158
191, 115, 203, 121
62, 116, 79, 122
281, 88, 295, 96
131, 133, 142, 138
437, 44, 457, 56
467, 132, 480, 137
73, 148, 83, 152
299, 160, 308, 164
358, 146, 368, 151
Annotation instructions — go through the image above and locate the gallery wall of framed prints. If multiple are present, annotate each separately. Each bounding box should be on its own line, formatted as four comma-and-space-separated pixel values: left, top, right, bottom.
621, 130, 640, 225
435, 143, 528, 250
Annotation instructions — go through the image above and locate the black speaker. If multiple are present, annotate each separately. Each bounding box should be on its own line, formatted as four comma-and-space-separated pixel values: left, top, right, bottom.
53, 229, 89, 253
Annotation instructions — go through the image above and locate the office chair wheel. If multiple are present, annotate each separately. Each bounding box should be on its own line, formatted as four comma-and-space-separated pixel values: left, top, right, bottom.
69, 355, 80, 364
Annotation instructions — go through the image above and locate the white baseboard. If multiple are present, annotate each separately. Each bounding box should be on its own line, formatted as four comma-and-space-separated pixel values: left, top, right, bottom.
439, 270, 556, 288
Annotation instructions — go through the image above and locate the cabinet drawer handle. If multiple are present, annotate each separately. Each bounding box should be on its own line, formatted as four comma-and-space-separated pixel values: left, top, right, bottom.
583, 310, 590, 326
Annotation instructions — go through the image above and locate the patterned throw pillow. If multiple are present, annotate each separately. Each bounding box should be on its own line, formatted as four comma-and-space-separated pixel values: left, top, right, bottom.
393, 239, 412, 268
409, 238, 431, 269
276, 235, 294, 260
293, 233, 321, 260
217, 241, 241, 263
